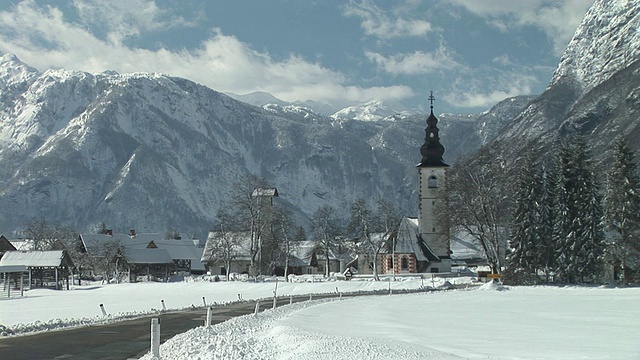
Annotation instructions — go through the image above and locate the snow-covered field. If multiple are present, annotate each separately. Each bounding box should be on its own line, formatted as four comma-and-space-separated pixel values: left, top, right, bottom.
1, 277, 639, 359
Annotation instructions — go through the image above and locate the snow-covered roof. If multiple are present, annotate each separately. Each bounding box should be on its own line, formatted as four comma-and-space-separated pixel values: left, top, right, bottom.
0, 250, 72, 268
79, 233, 165, 251
8, 239, 33, 251
252, 188, 279, 197
79, 233, 205, 271
142, 240, 205, 271
125, 248, 173, 264
450, 229, 484, 260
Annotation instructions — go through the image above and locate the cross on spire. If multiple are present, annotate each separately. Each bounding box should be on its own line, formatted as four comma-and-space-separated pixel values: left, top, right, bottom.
428, 91, 435, 110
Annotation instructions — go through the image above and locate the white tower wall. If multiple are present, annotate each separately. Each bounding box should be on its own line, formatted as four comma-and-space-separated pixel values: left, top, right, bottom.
418, 167, 451, 271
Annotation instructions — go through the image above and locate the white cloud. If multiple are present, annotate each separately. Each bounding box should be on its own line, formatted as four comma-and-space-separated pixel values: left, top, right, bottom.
450, 0, 593, 55
365, 47, 459, 75
0, 1, 411, 108
445, 72, 537, 109
492, 54, 512, 66
343, 1, 433, 39
72, 0, 198, 44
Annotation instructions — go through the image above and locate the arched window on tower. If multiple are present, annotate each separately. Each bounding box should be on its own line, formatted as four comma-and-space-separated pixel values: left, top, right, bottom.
428, 175, 438, 188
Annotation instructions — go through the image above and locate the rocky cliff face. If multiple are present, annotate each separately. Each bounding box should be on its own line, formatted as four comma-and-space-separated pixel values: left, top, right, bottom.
488, 0, 640, 161
0, 54, 529, 237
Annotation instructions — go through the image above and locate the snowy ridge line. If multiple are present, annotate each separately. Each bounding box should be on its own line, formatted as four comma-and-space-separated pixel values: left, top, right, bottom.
0, 283, 469, 337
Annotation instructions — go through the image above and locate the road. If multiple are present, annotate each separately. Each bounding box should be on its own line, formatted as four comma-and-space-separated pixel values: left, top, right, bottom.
0, 294, 340, 360
0, 287, 455, 360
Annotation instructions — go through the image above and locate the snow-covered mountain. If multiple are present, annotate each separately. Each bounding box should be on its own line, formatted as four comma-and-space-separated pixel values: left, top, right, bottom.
0, 53, 528, 237
226, 91, 339, 117
486, 0, 640, 161
331, 99, 412, 122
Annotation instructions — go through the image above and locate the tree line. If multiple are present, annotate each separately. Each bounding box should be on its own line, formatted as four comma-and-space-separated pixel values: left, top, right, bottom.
448, 135, 640, 285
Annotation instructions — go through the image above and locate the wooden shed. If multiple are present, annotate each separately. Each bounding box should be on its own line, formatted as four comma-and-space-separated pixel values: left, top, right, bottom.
0, 250, 74, 292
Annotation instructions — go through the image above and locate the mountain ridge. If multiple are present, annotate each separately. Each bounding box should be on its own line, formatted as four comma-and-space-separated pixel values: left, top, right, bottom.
0, 54, 528, 237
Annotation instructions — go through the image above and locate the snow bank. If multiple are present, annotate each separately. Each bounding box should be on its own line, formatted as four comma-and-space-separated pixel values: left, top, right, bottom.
141, 286, 640, 360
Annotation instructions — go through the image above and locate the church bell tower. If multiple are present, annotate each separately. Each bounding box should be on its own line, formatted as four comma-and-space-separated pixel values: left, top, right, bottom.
417, 92, 451, 271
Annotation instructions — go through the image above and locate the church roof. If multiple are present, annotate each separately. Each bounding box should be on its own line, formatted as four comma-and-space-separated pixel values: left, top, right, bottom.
393, 217, 440, 262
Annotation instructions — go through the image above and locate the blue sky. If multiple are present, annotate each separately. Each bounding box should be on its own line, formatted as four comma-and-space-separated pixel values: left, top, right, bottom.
0, 0, 593, 114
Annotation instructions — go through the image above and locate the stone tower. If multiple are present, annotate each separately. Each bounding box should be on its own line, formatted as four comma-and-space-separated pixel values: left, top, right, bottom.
416, 92, 451, 271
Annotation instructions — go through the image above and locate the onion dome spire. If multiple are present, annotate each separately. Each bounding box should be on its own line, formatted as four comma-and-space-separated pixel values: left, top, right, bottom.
418, 91, 448, 167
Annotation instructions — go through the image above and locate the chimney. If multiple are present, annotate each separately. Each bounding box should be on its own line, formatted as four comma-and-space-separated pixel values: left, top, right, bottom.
130, 229, 136, 237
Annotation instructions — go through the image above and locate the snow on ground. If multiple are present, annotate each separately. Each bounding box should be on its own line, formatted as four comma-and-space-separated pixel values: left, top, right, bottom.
1, 277, 639, 359
140, 283, 640, 360
0, 275, 446, 334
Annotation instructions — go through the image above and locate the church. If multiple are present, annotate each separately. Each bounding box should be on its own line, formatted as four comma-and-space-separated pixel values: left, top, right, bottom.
380, 93, 452, 274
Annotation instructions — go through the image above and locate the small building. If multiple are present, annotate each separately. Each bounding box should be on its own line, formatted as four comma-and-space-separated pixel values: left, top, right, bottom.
200, 231, 253, 276
125, 248, 174, 282
280, 240, 349, 276
0, 250, 74, 291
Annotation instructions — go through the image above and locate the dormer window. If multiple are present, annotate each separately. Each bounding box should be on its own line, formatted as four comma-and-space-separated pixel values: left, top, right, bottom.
428, 175, 438, 188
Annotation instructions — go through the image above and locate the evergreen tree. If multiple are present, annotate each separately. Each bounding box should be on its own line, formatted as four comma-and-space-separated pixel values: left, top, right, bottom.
537, 164, 556, 281
552, 139, 575, 283
553, 136, 605, 283
507, 150, 541, 283
604, 135, 640, 283
573, 137, 605, 282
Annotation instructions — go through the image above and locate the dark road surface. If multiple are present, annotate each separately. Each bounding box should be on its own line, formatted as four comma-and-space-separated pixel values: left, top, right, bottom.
0, 294, 343, 360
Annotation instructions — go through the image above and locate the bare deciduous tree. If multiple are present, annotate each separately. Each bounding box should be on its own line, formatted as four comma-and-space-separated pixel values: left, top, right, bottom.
206, 209, 243, 280
227, 174, 274, 276
311, 205, 342, 277
447, 152, 514, 274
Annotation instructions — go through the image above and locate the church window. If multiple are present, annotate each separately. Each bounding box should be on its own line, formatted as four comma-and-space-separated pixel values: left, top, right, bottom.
428, 176, 438, 188
401, 256, 409, 270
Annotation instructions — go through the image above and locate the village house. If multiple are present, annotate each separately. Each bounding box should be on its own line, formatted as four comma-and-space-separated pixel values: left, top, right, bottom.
77, 230, 205, 281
